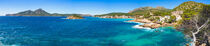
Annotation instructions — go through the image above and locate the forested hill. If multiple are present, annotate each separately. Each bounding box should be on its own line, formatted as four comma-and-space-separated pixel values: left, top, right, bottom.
173, 1, 206, 20
174, 1, 205, 11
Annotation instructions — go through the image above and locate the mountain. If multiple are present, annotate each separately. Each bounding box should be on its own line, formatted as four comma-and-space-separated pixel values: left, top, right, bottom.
6, 9, 91, 16
6, 9, 50, 16
128, 6, 168, 13
17, 10, 35, 15
128, 6, 171, 16
34, 8, 50, 15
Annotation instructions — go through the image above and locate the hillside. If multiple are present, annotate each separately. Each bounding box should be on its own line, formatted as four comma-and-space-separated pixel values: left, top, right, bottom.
128, 6, 172, 16
174, 1, 205, 11
174, 1, 210, 46
95, 7, 172, 19
173, 1, 206, 20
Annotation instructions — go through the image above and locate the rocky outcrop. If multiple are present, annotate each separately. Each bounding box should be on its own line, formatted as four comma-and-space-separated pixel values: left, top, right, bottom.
129, 19, 151, 23
141, 23, 161, 29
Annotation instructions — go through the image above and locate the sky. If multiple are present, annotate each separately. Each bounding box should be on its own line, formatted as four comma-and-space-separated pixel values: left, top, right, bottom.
0, 0, 209, 15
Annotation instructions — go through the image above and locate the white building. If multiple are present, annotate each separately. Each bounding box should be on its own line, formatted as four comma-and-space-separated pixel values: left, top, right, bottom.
159, 16, 170, 23
171, 11, 183, 21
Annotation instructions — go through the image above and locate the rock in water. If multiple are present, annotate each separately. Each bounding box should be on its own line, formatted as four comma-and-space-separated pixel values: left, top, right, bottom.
66, 15, 84, 19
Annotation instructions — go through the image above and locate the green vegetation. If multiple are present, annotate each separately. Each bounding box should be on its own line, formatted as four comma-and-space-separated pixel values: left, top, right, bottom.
148, 17, 160, 23
174, 1, 207, 27
142, 12, 150, 18
173, 1, 205, 11
71, 15, 83, 18
175, 1, 210, 46
174, 1, 205, 21
153, 11, 172, 16
66, 15, 84, 19
167, 16, 176, 23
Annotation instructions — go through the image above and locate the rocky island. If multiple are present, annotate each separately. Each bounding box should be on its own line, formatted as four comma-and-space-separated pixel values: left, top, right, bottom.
66, 15, 84, 19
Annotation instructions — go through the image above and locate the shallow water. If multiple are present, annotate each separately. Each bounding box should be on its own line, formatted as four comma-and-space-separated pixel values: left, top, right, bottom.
0, 16, 187, 46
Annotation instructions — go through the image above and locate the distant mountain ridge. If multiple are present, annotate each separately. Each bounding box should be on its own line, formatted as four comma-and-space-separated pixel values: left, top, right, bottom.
128, 6, 171, 15
6, 9, 91, 16
7, 9, 50, 16
128, 6, 168, 13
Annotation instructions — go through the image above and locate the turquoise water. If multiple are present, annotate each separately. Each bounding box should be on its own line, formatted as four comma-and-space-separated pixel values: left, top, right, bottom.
0, 16, 187, 46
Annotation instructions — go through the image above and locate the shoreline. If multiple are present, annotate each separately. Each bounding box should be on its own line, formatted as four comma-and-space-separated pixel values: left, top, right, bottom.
125, 21, 152, 29
128, 19, 175, 29
94, 16, 176, 29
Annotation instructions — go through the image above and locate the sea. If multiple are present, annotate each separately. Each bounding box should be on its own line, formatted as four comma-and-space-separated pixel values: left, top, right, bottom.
0, 16, 187, 46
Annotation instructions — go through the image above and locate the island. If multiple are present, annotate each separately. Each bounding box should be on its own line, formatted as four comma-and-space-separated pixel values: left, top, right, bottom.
66, 15, 84, 19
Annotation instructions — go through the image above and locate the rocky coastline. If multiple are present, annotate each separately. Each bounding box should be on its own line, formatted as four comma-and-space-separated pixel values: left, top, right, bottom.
96, 16, 175, 29
128, 19, 176, 29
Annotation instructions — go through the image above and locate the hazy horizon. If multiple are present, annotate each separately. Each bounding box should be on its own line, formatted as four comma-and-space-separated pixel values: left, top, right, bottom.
0, 0, 209, 16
